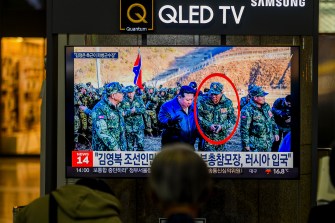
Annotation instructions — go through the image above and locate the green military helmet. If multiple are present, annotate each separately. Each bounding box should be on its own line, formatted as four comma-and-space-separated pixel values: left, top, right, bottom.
159, 88, 167, 96
147, 86, 155, 93
249, 86, 268, 97
209, 82, 223, 95
146, 101, 155, 110
76, 83, 86, 91
125, 85, 135, 93
104, 82, 123, 95
248, 84, 256, 93
160, 87, 167, 93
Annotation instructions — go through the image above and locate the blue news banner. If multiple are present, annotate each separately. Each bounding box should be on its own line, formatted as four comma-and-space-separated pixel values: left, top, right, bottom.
71, 52, 118, 59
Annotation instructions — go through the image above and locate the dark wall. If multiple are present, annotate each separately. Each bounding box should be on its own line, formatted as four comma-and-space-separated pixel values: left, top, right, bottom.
0, 0, 46, 37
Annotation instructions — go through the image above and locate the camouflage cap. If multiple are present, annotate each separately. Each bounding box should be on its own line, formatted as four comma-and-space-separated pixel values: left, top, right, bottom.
209, 82, 223, 95
125, 85, 135, 93
77, 83, 86, 90
160, 87, 167, 92
248, 84, 256, 92
104, 82, 123, 95
249, 86, 268, 97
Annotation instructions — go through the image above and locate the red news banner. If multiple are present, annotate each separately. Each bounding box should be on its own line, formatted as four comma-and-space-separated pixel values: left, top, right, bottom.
72, 151, 93, 167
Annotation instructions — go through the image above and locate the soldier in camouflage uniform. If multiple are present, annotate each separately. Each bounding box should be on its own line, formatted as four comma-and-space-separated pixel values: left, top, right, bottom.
166, 88, 176, 101
144, 86, 159, 136
197, 82, 236, 151
91, 82, 126, 151
86, 85, 101, 141
156, 88, 168, 113
120, 85, 146, 151
240, 86, 279, 152
76, 83, 101, 143
240, 84, 255, 109
74, 86, 81, 143
140, 82, 147, 104
86, 82, 100, 106
76, 84, 89, 136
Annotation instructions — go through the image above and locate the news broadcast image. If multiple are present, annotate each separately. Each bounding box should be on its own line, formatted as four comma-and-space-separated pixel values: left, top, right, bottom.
67, 46, 298, 178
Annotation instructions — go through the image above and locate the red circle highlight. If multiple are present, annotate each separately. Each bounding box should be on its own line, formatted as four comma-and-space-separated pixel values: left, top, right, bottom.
193, 73, 240, 145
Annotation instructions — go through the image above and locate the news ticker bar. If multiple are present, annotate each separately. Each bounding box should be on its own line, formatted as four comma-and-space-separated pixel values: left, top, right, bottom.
72, 151, 293, 168
67, 166, 299, 178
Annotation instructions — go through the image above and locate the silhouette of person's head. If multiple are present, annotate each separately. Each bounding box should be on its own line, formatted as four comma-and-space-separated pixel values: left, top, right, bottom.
149, 143, 212, 222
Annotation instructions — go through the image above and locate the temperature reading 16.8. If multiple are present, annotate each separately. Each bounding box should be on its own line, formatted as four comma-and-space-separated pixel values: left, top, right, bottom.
72, 151, 93, 167
273, 169, 285, 174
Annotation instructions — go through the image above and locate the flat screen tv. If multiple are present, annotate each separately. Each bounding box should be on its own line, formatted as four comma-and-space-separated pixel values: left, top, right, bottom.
65, 46, 300, 179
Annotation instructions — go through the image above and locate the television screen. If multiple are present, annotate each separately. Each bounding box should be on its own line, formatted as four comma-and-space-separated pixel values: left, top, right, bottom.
65, 46, 299, 178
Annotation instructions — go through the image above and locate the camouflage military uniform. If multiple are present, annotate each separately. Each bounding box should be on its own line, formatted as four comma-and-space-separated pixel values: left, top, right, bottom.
74, 87, 81, 143
166, 88, 176, 101
144, 86, 159, 136
120, 86, 146, 151
85, 87, 101, 140
91, 82, 126, 151
156, 88, 168, 113
239, 84, 255, 109
240, 96, 250, 109
197, 82, 236, 151
77, 84, 89, 134
240, 87, 279, 152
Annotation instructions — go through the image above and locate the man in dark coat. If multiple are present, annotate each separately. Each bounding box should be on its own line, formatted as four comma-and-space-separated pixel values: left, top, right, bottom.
158, 86, 198, 148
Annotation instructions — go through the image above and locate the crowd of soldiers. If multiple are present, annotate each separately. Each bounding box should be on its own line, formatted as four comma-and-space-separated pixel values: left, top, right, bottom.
73, 81, 184, 150
73, 80, 291, 152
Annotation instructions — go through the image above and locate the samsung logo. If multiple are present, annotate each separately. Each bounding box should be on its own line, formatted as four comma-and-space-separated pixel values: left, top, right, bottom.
250, 0, 306, 7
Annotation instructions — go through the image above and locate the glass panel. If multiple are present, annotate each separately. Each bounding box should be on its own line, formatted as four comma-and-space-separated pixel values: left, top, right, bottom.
1, 37, 45, 155
318, 35, 335, 147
